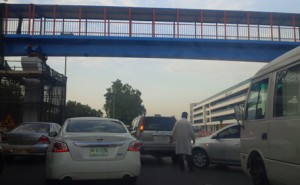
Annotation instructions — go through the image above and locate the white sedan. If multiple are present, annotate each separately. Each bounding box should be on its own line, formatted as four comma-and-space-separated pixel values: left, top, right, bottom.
45, 117, 141, 184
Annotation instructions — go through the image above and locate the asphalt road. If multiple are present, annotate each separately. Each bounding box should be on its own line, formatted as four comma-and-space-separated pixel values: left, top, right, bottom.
0, 155, 252, 185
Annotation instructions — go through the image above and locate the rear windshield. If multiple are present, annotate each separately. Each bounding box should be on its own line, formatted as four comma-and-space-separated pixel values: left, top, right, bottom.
13, 124, 50, 133
143, 117, 176, 131
66, 120, 127, 133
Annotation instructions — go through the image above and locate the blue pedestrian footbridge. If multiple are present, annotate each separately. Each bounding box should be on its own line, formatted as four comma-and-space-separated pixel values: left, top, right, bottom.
1, 3, 300, 62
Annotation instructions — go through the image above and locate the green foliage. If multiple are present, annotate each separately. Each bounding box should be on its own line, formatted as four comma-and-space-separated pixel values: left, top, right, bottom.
0, 78, 23, 124
103, 79, 146, 125
0, 78, 22, 103
65, 100, 103, 118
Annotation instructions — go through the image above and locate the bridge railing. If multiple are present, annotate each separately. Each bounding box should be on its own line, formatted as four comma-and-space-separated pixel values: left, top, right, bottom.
4, 17, 300, 42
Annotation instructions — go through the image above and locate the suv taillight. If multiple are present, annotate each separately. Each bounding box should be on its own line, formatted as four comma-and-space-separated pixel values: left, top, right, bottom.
0, 135, 7, 143
128, 141, 142, 152
139, 117, 145, 132
139, 124, 144, 132
52, 141, 69, 153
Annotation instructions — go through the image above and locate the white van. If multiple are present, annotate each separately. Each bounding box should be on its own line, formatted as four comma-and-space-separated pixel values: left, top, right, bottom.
235, 46, 300, 185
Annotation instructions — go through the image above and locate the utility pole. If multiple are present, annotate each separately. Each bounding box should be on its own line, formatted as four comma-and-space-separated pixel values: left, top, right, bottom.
112, 89, 115, 119
64, 56, 67, 76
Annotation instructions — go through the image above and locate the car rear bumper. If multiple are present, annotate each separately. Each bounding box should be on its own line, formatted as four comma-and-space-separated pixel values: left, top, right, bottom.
1, 144, 48, 156
46, 151, 141, 180
141, 144, 175, 156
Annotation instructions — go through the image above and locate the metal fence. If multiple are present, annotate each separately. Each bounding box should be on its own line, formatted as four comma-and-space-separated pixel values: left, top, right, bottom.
4, 17, 300, 42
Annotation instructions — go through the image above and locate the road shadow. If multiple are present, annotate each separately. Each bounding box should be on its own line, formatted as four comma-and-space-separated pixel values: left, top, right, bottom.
208, 164, 244, 173
140, 155, 171, 166
5, 156, 46, 165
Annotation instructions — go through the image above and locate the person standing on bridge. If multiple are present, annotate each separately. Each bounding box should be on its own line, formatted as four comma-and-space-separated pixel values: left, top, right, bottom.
170, 112, 195, 172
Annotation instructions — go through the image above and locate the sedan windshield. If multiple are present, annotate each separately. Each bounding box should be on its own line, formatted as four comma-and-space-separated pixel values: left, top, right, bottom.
66, 120, 127, 133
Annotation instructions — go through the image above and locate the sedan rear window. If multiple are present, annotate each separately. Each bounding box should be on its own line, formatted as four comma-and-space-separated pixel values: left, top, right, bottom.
13, 124, 50, 133
66, 120, 127, 133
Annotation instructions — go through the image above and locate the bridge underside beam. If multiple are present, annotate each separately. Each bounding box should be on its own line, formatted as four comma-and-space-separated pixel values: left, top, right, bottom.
3, 35, 300, 62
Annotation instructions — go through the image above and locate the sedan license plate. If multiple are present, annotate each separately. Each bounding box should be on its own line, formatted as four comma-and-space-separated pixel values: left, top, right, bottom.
90, 147, 108, 157
10, 149, 28, 154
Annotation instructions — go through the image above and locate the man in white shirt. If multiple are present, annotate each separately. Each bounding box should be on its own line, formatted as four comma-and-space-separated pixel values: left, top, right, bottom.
171, 112, 195, 171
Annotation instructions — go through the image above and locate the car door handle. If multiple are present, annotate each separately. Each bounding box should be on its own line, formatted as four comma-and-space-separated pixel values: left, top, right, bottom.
262, 133, 268, 140
234, 142, 240, 145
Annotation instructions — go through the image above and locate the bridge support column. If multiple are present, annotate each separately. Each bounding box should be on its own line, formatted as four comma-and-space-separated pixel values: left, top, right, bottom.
21, 57, 43, 122
23, 79, 41, 122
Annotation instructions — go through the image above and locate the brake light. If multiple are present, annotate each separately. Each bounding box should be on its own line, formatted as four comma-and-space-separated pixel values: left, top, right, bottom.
52, 141, 69, 153
139, 124, 144, 132
38, 135, 50, 144
128, 141, 142, 152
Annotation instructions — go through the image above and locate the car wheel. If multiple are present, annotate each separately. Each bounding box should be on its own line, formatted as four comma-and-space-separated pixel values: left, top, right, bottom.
171, 155, 178, 164
0, 154, 3, 174
45, 179, 58, 185
193, 149, 209, 169
45, 179, 67, 185
250, 155, 270, 185
123, 177, 137, 185
5, 156, 14, 163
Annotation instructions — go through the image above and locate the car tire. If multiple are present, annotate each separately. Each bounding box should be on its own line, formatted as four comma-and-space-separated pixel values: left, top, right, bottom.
5, 156, 14, 163
45, 179, 58, 185
0, 154, 3, 174
250, 155, 270, 185
192, 149, 209, 169
45, 179, 67, 185
123, 176, 137, 185
171, 155, 178, 164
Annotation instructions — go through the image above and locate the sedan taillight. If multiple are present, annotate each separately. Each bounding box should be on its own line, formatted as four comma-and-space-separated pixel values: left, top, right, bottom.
128, 141, 142, 152
0, 135, 7, 143
52, 141, 69, 153
38, 135, 50, 144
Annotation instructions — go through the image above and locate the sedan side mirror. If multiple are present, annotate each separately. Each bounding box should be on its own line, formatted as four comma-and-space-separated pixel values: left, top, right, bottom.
49, 132, 58, 137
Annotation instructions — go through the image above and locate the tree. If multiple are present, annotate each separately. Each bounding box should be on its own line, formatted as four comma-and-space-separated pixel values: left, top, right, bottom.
103, 79, 146, 125
65, 100, 103, 118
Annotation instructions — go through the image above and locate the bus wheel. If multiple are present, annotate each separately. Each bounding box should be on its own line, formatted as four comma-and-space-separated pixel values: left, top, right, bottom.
250, 155, 270, 185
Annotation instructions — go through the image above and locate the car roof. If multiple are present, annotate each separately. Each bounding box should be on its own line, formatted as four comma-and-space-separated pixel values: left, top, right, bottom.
21, 122, 58, 125
254, 46, 300, 79
222, 122, 239, 128
216, 123, 239, 132
145, 116, 174, 118
67, 117, 122, 122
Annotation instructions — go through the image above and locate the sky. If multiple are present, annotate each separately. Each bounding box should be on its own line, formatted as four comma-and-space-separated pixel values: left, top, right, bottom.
4, 0, 299, 119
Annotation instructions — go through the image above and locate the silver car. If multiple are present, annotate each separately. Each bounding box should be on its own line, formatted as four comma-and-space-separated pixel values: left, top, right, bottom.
192, 123, 241, 169
0, 122, 61, 160
46, 117, 141, 184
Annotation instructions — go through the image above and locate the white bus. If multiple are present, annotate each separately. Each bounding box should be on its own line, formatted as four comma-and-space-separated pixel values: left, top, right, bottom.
235, 46, 300, 185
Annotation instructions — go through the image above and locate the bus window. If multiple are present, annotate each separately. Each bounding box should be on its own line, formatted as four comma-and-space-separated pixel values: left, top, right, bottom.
245, 78, 269, 120
274, 64, 300, 117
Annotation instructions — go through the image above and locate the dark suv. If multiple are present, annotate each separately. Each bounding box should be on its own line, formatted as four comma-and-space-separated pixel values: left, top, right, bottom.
131, 115, 177, 163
